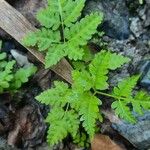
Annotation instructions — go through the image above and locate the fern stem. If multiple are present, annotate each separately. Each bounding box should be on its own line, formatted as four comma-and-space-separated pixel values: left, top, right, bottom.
58, 0, 66, 43
95, 91, 126, 101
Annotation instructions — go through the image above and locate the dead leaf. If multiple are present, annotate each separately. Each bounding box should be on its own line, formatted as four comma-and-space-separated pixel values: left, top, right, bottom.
91, 134, 124, 150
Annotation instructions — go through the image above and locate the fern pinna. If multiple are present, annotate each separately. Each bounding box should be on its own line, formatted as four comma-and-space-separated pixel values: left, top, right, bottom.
23, 0, 103, 68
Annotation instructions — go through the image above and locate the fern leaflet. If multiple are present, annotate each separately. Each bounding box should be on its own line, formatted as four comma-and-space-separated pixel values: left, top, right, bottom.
89, 50, 130, 90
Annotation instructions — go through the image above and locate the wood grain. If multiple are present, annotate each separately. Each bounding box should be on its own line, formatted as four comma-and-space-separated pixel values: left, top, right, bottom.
0, 0, 73, 84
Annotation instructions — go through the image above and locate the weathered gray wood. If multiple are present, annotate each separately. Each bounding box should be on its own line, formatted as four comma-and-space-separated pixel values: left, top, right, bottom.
0, 0, 73, 84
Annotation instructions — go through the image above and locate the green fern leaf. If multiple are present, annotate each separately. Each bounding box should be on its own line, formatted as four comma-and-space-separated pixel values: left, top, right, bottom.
0, 40, 2, 50
36, 81, 69, 106
46, 108, 68, 145
89, 51, 109, 90
10, 65, 37, 89
77, 92, 101, 139
45, 44, 66, 68
63, 0, 86, 27
22, 32, 37, 47
72, 70, 93, 92
111, 100, 136, 123
0, 60, 15, 92
89, 50, 129, 90
108, 52, 130, 70
112, 76, 141, 123
65, 110, 80, 138
0, 52, 36, 93
36, 2, 60, 29
46, 108, 79, 145
65, 45, 84, 60
113, 75, 140, 98
132, 91, 150, 114
65, 12, 103, 46
72, 61, 86, 71
23, 29, 60, 51
0, 53, 6, 61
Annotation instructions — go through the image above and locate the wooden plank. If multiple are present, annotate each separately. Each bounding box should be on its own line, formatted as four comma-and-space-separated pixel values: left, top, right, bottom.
0, 0, 73, 84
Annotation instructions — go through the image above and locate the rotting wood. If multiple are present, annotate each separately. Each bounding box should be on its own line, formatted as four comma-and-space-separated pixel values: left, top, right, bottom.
0, 0, 73, 84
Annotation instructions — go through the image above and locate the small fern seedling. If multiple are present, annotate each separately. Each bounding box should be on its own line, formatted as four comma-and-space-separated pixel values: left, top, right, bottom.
36, 50, 150, 146
23, 0, 103, 68
0, 51, 37, 93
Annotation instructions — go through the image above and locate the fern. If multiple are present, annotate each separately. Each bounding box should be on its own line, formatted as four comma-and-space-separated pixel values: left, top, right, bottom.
89, 50, 130, 90
24, 0, 150, 147
132, 91, 150, 114
77, 93, 101, 138
0, 51, 37, 93
36, 50, 150, 145
113, 75, 140, 98
111, 75, 150, 123
23, 0, 103, 68
36, 81, 69, 106
45, 108, 79, 145
36, 50, 147, 146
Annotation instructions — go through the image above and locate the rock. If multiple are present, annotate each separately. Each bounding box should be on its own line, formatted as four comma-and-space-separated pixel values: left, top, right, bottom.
130, 17, 145, 38
1, 41, 15, 53
112, 111, 150, 150
84, 0, 130, 40
36, 143, 53, 150
10, 49, 33, 67
144, 2, 150, 27
103, 110, 150, 150
0, 137, 18, 150
135, 60, 150, 89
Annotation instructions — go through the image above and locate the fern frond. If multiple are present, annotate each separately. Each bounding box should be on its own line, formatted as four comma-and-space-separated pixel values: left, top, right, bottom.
89, 51, 109, 90
65, 44, 84, 60
63, 0, 86, 27
0, 40, 2, 50
46, 108, 68, 145
112, 76, 140, 123
132, 91, 150, 114
65, 12, 102, 46
10, 65, 37, 89
45, 44, 66, 68
89, 50, 129, 90
23, 29, 60, 51
108, 52, 130, 70
65, 110, 80, 138
0, 60, 15, 92
72, 61, 86, 71
77, 92, 101, 139
113, 75, 140, 98
0, 53, 6, 61
36, 81, 69, 107
0, 51, 36, 93
111, 100, 136, 123
72, 70, 93, 92
37, 2, 60, 29
46, 108, 79, 145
